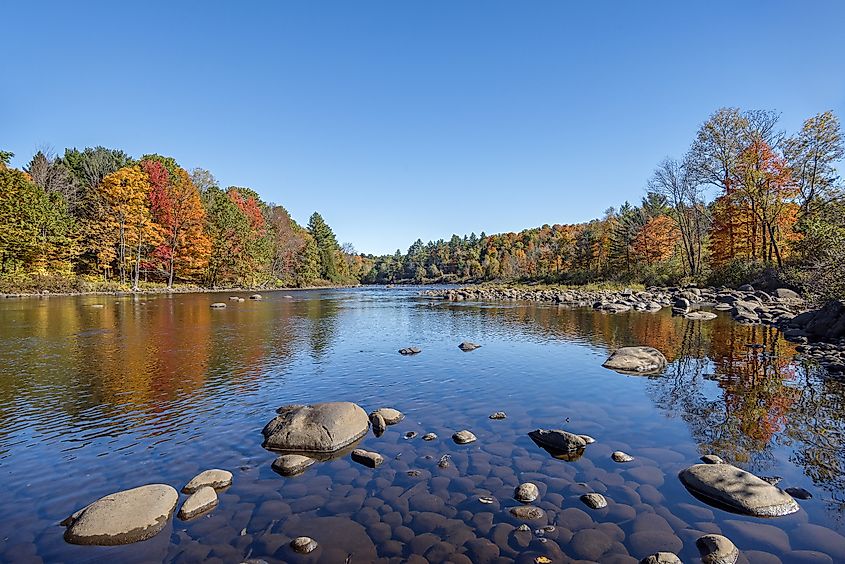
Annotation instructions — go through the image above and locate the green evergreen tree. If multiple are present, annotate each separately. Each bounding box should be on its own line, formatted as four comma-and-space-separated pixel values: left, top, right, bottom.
307, 212, 342, 282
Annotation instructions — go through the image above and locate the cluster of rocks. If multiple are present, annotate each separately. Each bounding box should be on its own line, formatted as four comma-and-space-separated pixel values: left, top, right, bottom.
210, 294, 263, 308
62, 469, 233, 545
788, 300, 845, 375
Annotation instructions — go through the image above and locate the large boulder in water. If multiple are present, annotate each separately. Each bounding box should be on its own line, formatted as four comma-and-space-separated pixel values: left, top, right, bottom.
602, 346, 667, 374
62, 484, 178, 545
529, 429, 587, 452
678, 463, 799, 517
262, 402, 369, 454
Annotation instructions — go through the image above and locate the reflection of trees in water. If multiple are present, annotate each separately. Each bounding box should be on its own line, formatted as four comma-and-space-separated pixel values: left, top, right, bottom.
302, 297, 341, 361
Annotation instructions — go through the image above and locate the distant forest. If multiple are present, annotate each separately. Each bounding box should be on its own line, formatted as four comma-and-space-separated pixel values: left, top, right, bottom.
364, 108, 845, 303
1, 107, 843, 300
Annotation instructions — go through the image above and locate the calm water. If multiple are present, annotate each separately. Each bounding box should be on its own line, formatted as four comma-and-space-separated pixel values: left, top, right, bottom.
1, 287, 844, 563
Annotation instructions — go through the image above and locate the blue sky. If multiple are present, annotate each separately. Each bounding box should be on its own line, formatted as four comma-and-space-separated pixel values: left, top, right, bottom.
3, 1, 844, 255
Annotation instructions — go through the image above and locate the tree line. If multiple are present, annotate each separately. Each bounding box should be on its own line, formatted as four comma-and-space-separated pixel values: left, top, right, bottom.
0, 147, 370, 291
365, 108, 844, 302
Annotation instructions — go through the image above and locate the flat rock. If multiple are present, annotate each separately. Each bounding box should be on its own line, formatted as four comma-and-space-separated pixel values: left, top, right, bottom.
489, 411, 507, 420
458, 341, 481, 351
372, 407, 404, 424
271, 454, 316, 476
528, 429, 587, 452
452, 430, 477, 444
63, 484, 178, 545
602, 346, 667, 374
249, 294, 262, 300
514, 483, 539, 503
351, 448, 384, 468
210, 302, 226, 308
178, 486, 218, 520
612, 451, 634, 463
399, 347, 421, 355
580, 493, 608, 509
183, 469, 233, 493
697, 534, 739, 564
422, 432, 437, 441
678, 463, 799, 517
509, 505, 546, 520
685, 311, 718, 321
262, 402, 369, 454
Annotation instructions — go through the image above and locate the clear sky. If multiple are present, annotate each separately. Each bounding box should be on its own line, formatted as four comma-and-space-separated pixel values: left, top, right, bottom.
3, 1, 844, 255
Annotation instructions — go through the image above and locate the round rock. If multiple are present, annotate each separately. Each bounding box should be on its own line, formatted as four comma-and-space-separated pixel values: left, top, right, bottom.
602, 346, 667, 374
580, 493, 608, 509
290, 536, 318, 554
640, 553, 682, 564
678, 463, 799, 517
514, 483, 540, 503
178, 486, 218, 520
422, 432, 437, 441
372, 407, 404, 425
509, 505, 546, 521
612, 451, 634, 463
63, 484, 178, 545
183, 469, 233, 493
697, 534, 739, 564
262, 402, 369, 454
452, 430, 477, 444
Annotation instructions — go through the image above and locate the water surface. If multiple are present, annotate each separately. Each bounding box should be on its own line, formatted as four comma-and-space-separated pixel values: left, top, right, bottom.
1, 287, 844, 563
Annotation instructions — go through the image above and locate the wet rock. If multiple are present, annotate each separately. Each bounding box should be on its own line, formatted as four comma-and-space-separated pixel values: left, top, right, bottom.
249, 294, 262, 300
602, 346, 667, 374
228, 296, 240, 301
63, 484, 178, 545
178, 486, 218, 520
399, 347, 421, 355
509, 505, 546, 521
372, 407, 404, 424
580, 493, 608, 509
760, 475, 782, 486
784, 487, 812, 500
489, 411, 507, 420
210, 302, 226, 308
701, 454, 725, 464
452, 430, 477, 444
514, 483, 540, 503
639, 553, 682, 564
579, 434, 596, 444
458, 341, 481, 351
369, 412, 386, 437
528, 428, 587, 452
679, 463, 799, 517
183, 469, 233, 493
271, 454, 315, 476
685, 311, 718, 321
612, 451, 634, 463
674, 297, 691, 312
570, 528, 613, 560
351, 448, 384, 468
422, 432, 437, 441
697, 534, 739, 564
404, 431, 418, 439
290, 536, 318, 554
262, 402, 369, 454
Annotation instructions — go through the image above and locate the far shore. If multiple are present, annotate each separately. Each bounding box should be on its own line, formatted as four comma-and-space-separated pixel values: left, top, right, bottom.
0, 283, 362, 299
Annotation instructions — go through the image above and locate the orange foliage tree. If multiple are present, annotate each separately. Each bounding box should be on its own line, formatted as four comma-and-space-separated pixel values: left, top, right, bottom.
633, 215, 679, 266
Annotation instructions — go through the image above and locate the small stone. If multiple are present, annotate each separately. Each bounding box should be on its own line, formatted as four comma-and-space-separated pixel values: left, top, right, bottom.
696, 534, 739, 564
238, 297, 245, 302
760, 476, 782, 485
489, 411, 507, 420
369, 412, 386, 437
183, 469, 233, 493
351, 449, 384, 468
509, 505, 546, 520
478, 496, 495, 504
271, 454, 316, 476
580, 493, 608, 509
640, 553, 682, 564
422, 432, 437, 441
514, 483, 540, 503
178, 486, 219, 520
407, 470, 421, 477
535, 557, 552, 564
612, 451, 634, 463
516, 524, 531, 532
452, 430, 477, 444
249, 294, 262, 300
290, 536, 318, 554
438, 454, 451, 468
458, 341, 481, 351
785, 487, 813, 500
372, 407, 404, 425
210, 302, 226, 308
701, 454, 725, 464
404, 431, 418, 440
228, 296, 240, 301
399, 347, 421, 355
579, 434, 596, 444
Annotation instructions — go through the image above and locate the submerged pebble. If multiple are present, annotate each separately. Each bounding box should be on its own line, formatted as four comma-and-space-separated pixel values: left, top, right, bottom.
611, 451, 634, 463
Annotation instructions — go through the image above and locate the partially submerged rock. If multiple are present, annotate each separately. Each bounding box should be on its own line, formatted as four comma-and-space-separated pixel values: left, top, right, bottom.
371, 407, 404, 425
611, 451, 634, 463
351, 448, 384, 468
528, 429, 587, 452
685, 311, 718, 321
489, 411, 507, 420
509, 505, 545, 521
290, 536, 318, 554
452, 430, 477, 444
63, 484, 178, 545
210, 302, 226, 308
679, 463, 799, 517
178, 486, 218, 520
369, 412, 386, 437
262, 402, 369, 454
422, 432, 437, 441
696, 534, 739, 564
701, 454, 725, 464
458, 341, 481, 351
249, 294, 262, 300
602, 346, 667, 374
580, 493, 607, 509
271, 454, 316, 476
183, 469, 233, 493
640, 553, 682, 564
514, 482, 539, 503
398, 347, 421, 355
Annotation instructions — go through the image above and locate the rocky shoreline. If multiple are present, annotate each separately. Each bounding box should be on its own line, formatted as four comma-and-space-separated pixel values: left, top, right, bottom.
423, 285, 845, 376
0, 283, 359, 299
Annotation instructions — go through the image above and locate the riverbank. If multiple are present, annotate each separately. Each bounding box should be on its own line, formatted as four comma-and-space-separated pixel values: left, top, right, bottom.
0, 282, 359, 299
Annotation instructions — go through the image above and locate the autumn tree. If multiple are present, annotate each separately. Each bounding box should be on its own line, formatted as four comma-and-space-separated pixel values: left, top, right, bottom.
633, 215, 679, 266
784, 111, 844, 214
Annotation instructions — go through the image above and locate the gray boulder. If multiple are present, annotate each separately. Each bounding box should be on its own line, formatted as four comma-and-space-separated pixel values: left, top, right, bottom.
679, 463, 799, 517
528, 429, 587, 452
63, 484, 178, 545
602, 346, 667, 374
773, 288, 800, 300
262, 402, 369, 454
